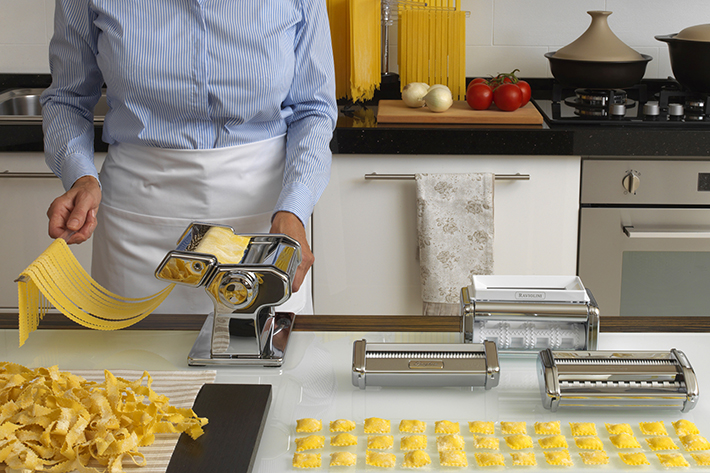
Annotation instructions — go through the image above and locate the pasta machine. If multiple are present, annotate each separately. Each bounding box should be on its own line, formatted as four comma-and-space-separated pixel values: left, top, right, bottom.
538, 348, 699, 412
155, 222, 301, 367
351, 339, 500, 389
460, 275, 599, 354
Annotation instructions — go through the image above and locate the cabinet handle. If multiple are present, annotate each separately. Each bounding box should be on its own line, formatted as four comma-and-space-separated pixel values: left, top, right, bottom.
364, 172, 530, 180
623, 225, 710, 239
0, 171, 57, 179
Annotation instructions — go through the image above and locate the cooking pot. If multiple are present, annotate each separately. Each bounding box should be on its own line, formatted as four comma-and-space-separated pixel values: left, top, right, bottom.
656, 24, 710, 93
545, 52, 652, 89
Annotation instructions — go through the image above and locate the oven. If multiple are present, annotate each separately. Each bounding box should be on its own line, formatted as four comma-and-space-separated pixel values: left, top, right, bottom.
578, 159, 710, 317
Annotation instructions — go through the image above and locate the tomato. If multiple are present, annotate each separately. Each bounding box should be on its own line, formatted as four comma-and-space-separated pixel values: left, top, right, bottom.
466, 77, 488, 92
493, 83, 523, 111
466, 83, 493, 110
516, 80, 531, 106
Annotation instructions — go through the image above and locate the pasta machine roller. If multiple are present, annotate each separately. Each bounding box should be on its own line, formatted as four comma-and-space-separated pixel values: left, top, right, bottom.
351, 339, 500, 389
538, 348, 699, 412
460, 275, 599, 354
155, 222, 301, 367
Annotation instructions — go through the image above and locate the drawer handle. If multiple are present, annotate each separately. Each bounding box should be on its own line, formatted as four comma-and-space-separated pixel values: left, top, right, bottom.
0, 171, 57, 179
623, 225, 710, 239
364, 172, 530, 180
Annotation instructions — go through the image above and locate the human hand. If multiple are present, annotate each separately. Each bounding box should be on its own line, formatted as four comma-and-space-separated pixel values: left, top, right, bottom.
270, 211, 313, 293
47, 176, 102, 244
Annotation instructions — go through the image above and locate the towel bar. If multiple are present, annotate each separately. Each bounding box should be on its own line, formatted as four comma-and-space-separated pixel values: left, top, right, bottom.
364, 172, 530, 181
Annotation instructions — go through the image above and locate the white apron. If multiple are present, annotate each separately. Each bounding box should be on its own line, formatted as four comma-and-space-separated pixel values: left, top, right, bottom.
91, 135, 311, 315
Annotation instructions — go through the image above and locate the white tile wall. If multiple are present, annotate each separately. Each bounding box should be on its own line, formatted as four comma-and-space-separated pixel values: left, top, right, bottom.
0, 0, 708, 81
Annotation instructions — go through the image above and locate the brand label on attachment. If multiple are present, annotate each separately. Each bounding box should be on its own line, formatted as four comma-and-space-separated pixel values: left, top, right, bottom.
515, 291, 546, 300
409, 360, 444, 369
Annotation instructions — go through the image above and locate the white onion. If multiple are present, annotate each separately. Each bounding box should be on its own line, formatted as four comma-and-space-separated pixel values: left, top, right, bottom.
401, 82, 430, 108
424, 86, 453, 112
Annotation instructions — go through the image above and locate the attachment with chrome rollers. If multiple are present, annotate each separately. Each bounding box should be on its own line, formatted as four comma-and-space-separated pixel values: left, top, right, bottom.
155, 222, 301, 367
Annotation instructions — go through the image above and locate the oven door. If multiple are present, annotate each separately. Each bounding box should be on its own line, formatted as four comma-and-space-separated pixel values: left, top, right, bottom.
579, 207, 710, 316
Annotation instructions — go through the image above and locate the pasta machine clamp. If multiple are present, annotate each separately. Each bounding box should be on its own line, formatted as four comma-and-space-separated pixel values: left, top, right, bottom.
155, 222, 302, 367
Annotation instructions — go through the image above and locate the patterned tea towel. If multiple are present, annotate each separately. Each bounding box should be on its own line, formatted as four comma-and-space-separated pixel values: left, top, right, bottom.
415, 173, 494, 315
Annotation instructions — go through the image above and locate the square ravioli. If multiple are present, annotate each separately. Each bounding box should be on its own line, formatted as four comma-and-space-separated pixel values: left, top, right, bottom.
639, 421, 667, 436
504, 434, 534, 450
296, 418, 322, 433
657, 453, 690, 467
605, 422, 633, 435
569, 422, 596, 436
673, 419, 699, 436
399, 419, 426, 433
469, 420, 495, 435
437, 433, 465, 451
402, 450, 431, 468
534, 421, 561, 435
435, 420, 460, 434
331, 433, 358, 447
500, 421, 527, 434
543, 450, 573, 466
538, 434, 568, 449
475, 452, 505, 467
364, 417, 391, 434
474, 436, 500, 450
574, 436, 604, 450
440, 450, 468, 467
401, 434, 427, 451
691, 452, 710, 466
645, 435, 679, 451
579, 451, 609, 465
367, 435, 394, 450
680, 433, 710, 451
609, 433, 642, 449
510, 452, 537, 466
295, 435, 325, 452
330, 451, 357, 467
330, 419, 356, 432
366, 450, 396, 468
619, 452, 650, 466
293, 452, 321, 468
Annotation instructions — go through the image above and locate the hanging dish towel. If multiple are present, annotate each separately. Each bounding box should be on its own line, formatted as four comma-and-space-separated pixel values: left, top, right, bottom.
415, 173, 494, 315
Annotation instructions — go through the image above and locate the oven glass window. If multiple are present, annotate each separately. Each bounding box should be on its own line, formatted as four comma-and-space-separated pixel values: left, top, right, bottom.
620, 251, 710, 316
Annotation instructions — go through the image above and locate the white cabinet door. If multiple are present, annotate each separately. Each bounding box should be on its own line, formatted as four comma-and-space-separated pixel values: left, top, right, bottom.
312, 154, 580, 315
0, 152, 104, 311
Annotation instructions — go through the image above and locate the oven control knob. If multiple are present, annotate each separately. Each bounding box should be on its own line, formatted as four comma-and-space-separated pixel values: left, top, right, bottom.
622, 171, 640, 195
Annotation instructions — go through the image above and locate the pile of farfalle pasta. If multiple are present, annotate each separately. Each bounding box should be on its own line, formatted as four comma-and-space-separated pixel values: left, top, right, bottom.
292, 416, 710, 468
0, 362, 208, 473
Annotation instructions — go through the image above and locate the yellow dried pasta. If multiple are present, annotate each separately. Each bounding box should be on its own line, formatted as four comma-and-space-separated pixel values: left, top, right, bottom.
400, 434, 427, 451
544, 450, 574, 466
364, 417, 390, 433
619, 452, 649, 465
330, 418, 356, 432
510, 451, 537, 466
579, 451, 609, 465
657, 452, 690, 467
691, 452, 710, 466
440, 450, 468, 467
329, 451, 356, 467
399, 419, 426, 433
366, 450, 396, 468
538, 434, 568, 449
296, 418, 322, 433
505, 434, 534, 450
501, 421, 526, 434
680, 434, 710, 451
609, 433, 641, 449
295, 435, 325, 452
474, 436, 500, 450
469, 420, 495, 435
673, 419, 700, 436
367, 435, 394, 450
435, 420, 460, 433
639, 421, 667, 436
646, 436, 679, 451
574, 436, 604, 450
605, 422, 633, 435
437, 433, 465, 451
293, 452, 321, 469
534, 421, 561, 435
402, 450, 431, 468
569, 422, 596, 436
331, 433, 358, 447
475, 452, 505, 467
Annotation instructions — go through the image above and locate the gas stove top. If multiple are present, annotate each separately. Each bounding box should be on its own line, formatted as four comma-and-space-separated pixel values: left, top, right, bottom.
533, 80, 710, 127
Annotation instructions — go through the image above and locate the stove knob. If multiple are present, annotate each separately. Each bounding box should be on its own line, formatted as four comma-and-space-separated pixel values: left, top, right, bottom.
669, 102, 684, 120
622, 171, 640, 195
643, 101, 660, 117
610, 103, 626, 117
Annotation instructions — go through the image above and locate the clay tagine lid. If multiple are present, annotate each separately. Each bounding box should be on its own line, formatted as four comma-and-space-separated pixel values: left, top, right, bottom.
554, 11, 645, 62
676, 23, 710, 42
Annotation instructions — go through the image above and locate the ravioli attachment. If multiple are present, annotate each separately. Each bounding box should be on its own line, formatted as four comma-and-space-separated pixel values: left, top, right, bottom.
680, 434, 710, 451
574, 436, 604, 450
504, 434, 534, 450
364, 417, 391, 433
295, 435, 325, 452
657, 452, 690, 467
673, 419, 700, 436
330, 418, 356, 432
579, 451, 609, 465
296, 418, 322, 433
402, 450, 431, 468
474, 436, 500, 450
534, 421, 561, 435
646, 436, 679, 451
618, 452, 650, 466
538, 434, 568, 449
691, 452, 710, 466
605, 422, 633, 435
543, 450, 574, 466
366, 450, 396, 468
475, 452, 505, 467
510, 451, 537, 466
469, 420, 495, 435
609, 433, 642, 449
329, 451, 356, 467
437, 433, 465, 451
500, 421, 526, 434
569, 422, 596, 436
399, 419, 427, 433
435, 420, 460, 434
293, 452, 321, 469
400, 434, 427, 451
367, 435, 394, 450
439, 450, 468, 467
639, 421, 667, 436
331, 433, 358, 447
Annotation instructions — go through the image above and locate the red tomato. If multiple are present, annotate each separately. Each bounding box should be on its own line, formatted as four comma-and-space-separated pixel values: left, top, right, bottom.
466, 83, 493, 110
516, 80, 531, 106
493, 83, 523, 111
466, 78, 488, 92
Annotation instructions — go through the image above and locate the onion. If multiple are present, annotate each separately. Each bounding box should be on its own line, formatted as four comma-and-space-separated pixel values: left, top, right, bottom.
424, 86, 453, 112
401, 82, 430, 108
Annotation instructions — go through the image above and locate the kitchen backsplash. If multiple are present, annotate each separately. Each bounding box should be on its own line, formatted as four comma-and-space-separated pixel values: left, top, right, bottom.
1, 0, 708, 81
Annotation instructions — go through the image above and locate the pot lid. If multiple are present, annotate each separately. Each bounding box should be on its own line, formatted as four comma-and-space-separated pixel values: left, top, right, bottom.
554, 11, 645, 62
676, 23, 710, 42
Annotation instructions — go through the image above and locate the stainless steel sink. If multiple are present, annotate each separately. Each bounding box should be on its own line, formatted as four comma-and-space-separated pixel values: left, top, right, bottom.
0, 88, 107, 124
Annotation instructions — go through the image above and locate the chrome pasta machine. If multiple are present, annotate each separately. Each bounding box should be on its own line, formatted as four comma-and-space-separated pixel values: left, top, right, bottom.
460, 276, 599, 354
538, 348, 699, 412
155, 222, 301, 367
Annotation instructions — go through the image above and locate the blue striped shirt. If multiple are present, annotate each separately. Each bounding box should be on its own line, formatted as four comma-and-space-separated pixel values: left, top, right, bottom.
41, 0, 337, 225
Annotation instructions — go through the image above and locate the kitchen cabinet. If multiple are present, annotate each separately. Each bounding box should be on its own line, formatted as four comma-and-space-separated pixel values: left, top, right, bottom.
312, 154, 580, 315
0, 152, 104, 312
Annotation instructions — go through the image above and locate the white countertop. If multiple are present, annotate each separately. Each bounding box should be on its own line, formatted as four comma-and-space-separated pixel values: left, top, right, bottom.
2, 328, 709, 472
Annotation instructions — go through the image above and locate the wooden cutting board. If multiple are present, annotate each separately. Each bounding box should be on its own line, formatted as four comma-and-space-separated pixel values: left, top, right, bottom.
166, 384, 272, 473
376, 99, 544, 125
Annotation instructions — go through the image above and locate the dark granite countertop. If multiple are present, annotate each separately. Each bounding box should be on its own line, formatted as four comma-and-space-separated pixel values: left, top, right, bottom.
2, 74, 709, 158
